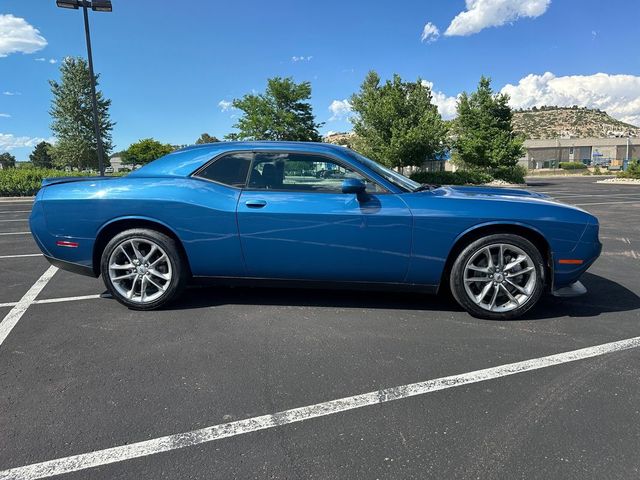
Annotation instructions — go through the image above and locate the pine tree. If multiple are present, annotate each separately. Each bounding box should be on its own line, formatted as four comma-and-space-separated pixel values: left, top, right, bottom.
0, 152, 16, 169
29, 141, 54, 168
195, 133, 220, 144
49, 57, 114, 170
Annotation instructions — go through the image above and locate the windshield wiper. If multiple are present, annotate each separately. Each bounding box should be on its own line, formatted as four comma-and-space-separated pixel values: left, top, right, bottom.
414, 183, 439, 192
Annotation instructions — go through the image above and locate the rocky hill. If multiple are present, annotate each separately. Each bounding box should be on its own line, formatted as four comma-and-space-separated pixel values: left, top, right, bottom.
323, 131, 356, 147
512, 107, 640, 139
324, 108, 640, 144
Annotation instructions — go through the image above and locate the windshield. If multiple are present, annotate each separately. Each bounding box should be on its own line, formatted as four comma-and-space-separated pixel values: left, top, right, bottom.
345, 150, 421, 192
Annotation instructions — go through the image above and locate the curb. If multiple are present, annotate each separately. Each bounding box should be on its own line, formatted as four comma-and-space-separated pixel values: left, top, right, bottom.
0, 196, 36, 201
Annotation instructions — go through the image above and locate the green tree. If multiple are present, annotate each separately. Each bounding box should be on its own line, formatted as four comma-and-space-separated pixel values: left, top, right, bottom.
195, 133, 220, 144
452, 76, 524, 177
29, 141, 54, 168
226, 77, 322, 141
122, 138, 174, 165
349, 71, 448, 170
48, 57, 114, 170
0, 152, 16, 169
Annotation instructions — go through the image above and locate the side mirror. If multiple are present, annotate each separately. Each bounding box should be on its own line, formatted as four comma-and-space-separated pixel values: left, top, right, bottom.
342, 178, 366, 195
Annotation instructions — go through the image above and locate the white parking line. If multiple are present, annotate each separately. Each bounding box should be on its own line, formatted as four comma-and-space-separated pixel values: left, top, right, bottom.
600, 236, 632, 244
1, 335, 639, 480
0, 219, 28, 222
0, 266, 57, 348
0, 254, 42, 259
573, 200, 640, 206
0, 294, 107, 309
602, 251, 640, 260
0, 232, 31, 236
0, 210, 32, 214
545, 193, 640, 199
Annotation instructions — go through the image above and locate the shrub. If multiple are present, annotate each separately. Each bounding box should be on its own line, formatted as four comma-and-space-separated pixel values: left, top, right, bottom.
491, 165, 527, 184
618, 159, 640, 179
410, 170, 493, 186
559, 161, 587, 170
0, 168, 87, 196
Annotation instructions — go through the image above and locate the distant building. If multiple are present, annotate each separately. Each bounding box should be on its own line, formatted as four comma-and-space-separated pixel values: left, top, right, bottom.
109, 156, 134, 173
522, 137, 639, 169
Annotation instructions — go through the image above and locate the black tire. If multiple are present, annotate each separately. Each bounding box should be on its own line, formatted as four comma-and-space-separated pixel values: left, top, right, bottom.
100, 228, 188, 310
449, 234, 545, 320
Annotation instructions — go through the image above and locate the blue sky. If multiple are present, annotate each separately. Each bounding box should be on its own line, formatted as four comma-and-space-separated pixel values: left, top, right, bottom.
1, 0, 640, 161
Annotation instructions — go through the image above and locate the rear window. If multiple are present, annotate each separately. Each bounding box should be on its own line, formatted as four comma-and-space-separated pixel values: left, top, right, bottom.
196, 153, 252, 187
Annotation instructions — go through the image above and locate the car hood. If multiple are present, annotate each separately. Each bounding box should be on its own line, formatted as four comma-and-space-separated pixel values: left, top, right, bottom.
439, 185, 549, 200
430, 185, 589, 212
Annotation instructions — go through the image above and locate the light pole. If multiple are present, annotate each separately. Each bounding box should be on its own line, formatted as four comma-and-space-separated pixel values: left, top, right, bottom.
56, 0, 112, 176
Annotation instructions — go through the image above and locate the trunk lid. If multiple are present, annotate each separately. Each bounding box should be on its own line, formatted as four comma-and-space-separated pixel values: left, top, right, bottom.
41, 176, 115, 188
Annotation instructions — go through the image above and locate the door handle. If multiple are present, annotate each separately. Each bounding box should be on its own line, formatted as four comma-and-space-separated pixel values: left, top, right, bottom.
245, 199, 267, 208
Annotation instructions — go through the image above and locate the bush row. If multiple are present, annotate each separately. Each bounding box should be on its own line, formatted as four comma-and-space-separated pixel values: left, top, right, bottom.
559, 162, 587, 170
0, 168, 88, 196
617, 159, 640, 179
410, 170, 493, 186
410, 165, 526, 186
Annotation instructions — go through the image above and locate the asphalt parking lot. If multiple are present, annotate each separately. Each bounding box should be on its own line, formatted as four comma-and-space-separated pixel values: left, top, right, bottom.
1, 176, 639, 480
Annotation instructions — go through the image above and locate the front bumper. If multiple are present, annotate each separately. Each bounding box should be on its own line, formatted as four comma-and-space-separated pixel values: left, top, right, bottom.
552, 280, 587, 297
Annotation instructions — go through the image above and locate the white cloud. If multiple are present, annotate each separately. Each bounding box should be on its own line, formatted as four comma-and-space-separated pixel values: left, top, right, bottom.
0, 133, 44, 152
445, 0, 550, 36
501, 72, 640, 125
0, 113, 11, 118
420, 22, 440, 43
292, 56, 313, 62
35, 57, 45, 61
35, 57, 56, 64
421, 80, 459, 119
0, 14, 47, 57
328, 99, 352, 121
49, 58, 57, 64
218, 99, 235, 112
2, 91, 20, 96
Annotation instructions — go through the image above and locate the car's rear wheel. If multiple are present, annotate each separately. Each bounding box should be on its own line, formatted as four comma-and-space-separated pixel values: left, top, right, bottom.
450, 234, 545, 320
101, 228, 187, 310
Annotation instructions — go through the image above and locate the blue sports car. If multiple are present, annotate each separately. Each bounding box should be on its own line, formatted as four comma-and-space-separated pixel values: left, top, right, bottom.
29, 142, 601, 319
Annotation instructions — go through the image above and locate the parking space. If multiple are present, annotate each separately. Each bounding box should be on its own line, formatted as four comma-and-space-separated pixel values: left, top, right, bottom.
1, 178, 639, 479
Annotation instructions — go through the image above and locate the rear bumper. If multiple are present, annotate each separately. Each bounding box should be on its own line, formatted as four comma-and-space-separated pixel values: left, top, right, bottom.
30, 194, 97, 274
44, 254, 99, 278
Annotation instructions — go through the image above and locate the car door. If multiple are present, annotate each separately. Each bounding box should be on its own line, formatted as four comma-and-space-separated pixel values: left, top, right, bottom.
236, 151, 413, 283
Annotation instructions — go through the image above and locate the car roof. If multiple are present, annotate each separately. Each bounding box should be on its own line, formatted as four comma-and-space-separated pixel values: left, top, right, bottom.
128, 141, 352, 178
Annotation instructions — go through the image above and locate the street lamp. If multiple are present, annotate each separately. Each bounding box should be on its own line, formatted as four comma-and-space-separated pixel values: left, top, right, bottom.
56, 0, 112, 176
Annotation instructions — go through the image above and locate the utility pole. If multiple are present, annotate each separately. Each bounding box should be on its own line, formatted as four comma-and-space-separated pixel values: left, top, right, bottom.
56, 0, 112, 176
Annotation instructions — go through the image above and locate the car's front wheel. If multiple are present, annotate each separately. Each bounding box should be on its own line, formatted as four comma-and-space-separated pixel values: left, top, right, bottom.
101, 228, 187, 310
450, 234, 545, 320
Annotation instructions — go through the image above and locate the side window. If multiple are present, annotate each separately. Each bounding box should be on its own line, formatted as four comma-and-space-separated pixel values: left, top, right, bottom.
196, 153, 252, 187
247, 152, 385, 193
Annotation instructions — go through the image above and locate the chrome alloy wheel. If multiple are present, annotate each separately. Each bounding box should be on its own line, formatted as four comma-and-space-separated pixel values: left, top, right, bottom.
462, 243, 537, 313
108, 238, 172, 303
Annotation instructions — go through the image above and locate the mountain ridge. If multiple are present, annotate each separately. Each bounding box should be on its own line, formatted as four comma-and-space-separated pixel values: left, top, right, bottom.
512, 107, 640, 139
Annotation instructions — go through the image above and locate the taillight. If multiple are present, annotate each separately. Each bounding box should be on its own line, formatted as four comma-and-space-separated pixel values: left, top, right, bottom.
56, 240, 79, 248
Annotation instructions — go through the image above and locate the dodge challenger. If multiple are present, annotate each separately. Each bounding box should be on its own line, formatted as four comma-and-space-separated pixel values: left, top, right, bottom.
29, 142, 602, 319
